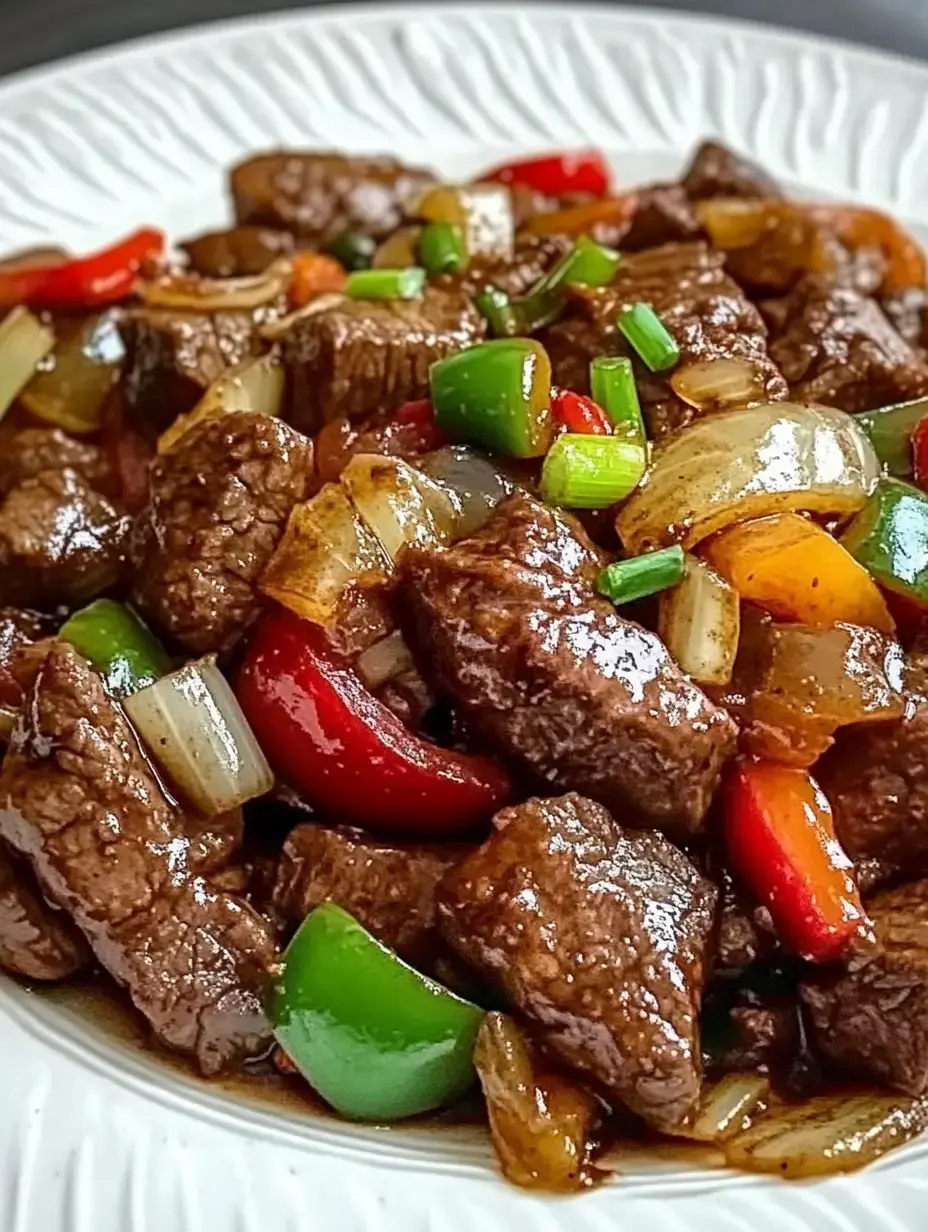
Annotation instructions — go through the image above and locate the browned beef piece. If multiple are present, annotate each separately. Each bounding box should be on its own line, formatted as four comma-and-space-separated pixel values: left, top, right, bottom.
716, 1004, 801, 1075
0, 608, 49, 715
0, 642, 276, 1072
442, 234, 572, 300
802, 880, 928, 1096
716, 869, 775, 972
0, 841, 90, 981
231, 151, 434, 245
399, 494, 737, 837
282, 288, 484, 432
882, 286, 928, 349
181, 226, 297, 277
0, 469, 130, 611
0, 428, 110, 499
543, 243, 788, 439
769, 273, 928, 412
438, 794, 717, 1131
621, 183, 702, 252
272, 824, 464, 969
681, 139, 782, 201
131, 412, 313, 655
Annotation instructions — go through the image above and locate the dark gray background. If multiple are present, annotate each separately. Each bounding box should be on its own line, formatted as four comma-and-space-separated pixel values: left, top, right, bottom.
1, 0, 927, 77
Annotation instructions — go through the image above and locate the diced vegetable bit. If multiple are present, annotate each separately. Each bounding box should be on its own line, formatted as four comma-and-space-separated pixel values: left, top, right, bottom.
657, 555, 740, 687
482, 149, 611, 199
541, 433, 646, 509
157, 353, 286, 455
521, 194, 637, 239
325, 230, 376, 271
589, 355, 645, 443
725, 762, 868, 964
703, 512, 895, 634
289, 252, 347, 308
0, 306, 56, 422
372, 225, 421, 270
841, 479, 928, 609
597, 546, 685, 606
670, 357, 765, 413
344, 266, 426, 301
430, 339, 553, 459
21, 309, 125, 436
268, 903, 484, 1121
676, 1074, 770, 1145
356, 630, 415, 691
551, 389, 612, 436
339, 453, 457, 561
418, 445, 515, 539
60, 600, 171, 699
855, 398, 928, 477
417, 221, 468, 276
416, 184, 514, 260
124, 657, 273, 817
618, 302, 680, 372
475, 286, 519, 338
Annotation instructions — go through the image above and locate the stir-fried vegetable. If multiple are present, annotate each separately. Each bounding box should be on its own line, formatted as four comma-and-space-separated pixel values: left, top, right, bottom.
856, 397, 928, 477
618, 303, 680, 372
914, 416, 928, 492
597, 546, 685, 606
270, 903, 483, 1121
589, 356, 645, 442
60, 600, 170, 698
418, 222, 468, 276
842, 479, 928, 609
807, 203, 928, 295
670, 356, 766, 413
138, 261, 289, 310
726, 762, 867, 963
541, 433, 646, 509
356, 630, 415, 691
344, 267, 426, 300
657, 555, 740, 686
289, 252, 347, 307
704, 512, 895, 633
551, 389, 612, 436
157, 353, 286, 455
340, 453, 456, 561
372, 225, 421, 269
20, 310, 124, 435
416, 184, 514, 260
616, 403, 881, 554
474, 1013, 602, 1191
430, 339, 553, 458
237, 607, 511, 833
520, 194, 636, 238
676, 1074, 770, 1145
417, 445, 515, 539
325, 230, 376, 271
482, 149, 611, 199
0, 228, 164, 309
124, 657, 273, 817
475, 286, 519, 338
0, 306, 55, 421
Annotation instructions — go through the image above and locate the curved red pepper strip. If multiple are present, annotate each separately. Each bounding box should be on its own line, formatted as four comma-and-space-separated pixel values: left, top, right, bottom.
0, 228, 165, 309
237, 607, 511, 835
482, 150, 611, 200
551, 389, 612, 436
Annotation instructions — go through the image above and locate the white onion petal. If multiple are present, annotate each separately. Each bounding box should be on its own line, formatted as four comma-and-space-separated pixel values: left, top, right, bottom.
658, 555, 740, 686
676, 1074, 770, 1144
357, 631, 415, 690
341, 454, 457, 561
157, 352, 285, 455
0, 307, 56, 421
137, 260, 291, 311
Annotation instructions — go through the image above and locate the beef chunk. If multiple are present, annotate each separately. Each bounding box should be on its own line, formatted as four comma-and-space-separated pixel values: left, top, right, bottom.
441, 233, 572, 300
716, 1004, 802, 1075
882, 286, 928, 349
231, 151, 434, 245
802, 880, 928, 1096
0, 642, 276, 1072
543, 243, 788, 439
769, 274, 928, 412
0, 841, 89, 981
282, 288, 484, 432
716, 869, 775, 973
132, 412, 314, 655
621, 183, 702, 252
272, 824, 464, 969
681, 139, 782, 201
400, 494, 736, 837
0, 608, 49, 715
181, 226, 297, 278
0, 469, 130, 611
0, 428, 110, 499
438, 794, 717, 1131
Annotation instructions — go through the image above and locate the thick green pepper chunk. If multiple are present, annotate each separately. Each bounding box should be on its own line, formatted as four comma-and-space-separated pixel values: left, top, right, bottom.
855, 398, 928, 477
841, 478, 928, 605
430, 338, 553, 458
59, 599, 170, 697
269, 903, 484, 1121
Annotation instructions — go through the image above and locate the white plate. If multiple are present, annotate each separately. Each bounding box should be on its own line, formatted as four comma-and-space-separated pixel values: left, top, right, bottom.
2, 3, 928, 1228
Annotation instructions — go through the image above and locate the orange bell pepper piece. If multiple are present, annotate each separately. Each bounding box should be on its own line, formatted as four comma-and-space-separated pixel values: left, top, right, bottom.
290, 252, 347, 308
521, 193, 637, 238
703, 512, 895, 634
807, 203, 927, 294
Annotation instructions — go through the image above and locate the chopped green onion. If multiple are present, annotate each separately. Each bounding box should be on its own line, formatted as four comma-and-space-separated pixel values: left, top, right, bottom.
618, 303, 680, 372
475, 286, 519, 338
325, 230, 376, 272
60, 599, 170, 698
597, 546, 686, 606
540, 433, 646, 509
418, 222, 467, 276
590, 356, 645, 444
560, 235, 622, 287
344, 267, 426, 301
855, 398, 928, 477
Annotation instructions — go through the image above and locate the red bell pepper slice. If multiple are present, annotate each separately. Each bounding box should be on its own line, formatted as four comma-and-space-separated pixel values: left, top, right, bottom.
913, 415, 928, 492
551, 388, 612, 436
482, 150, 611, 200
726, 761, 868, 963
0, 228, 165, 310
236, 607, 511, 835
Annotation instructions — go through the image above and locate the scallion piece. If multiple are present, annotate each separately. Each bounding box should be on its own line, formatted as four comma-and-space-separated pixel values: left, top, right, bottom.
540, 433, 646, 509
60, 599, 170, 698
418, 222, 467, 276
345, 267, 426, 301
325, 230, 376, 272
618, 303, 680, 372
590, 355, 645, 444
475, 286, 519, 338
561, 235, 622, 287
597, 546, 686, 606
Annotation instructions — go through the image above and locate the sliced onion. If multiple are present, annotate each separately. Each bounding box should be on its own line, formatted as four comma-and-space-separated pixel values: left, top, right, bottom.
124, 657, 273, 818
694, 197, 775, 250
0, 307, 56, 422
616, 403, 880, 555
136, 259, 291, 311
356, 630, 415, 690
676, 1074, 770, 1145
157, 353, 285, 455
416, 184, 514, 259
259, 483, 390, 626
340, 454, 457, 561
670, 357, 766, 412
419, 445, 515, 539
20, 311, 123, 435
372, 225, 422, 269
724, 1090, 928, 1178
258, 293, 348, 341
658, 555, 739, 686
0, 705, 17, 741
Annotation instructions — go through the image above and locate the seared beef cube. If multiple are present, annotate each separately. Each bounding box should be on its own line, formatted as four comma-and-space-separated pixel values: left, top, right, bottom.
181, 225, 297, 278
272, 824, 464, 969
802, 880, 928, 1096
769, 274, 928, 412
0, 841, 90, 981
681, 139, 782, 201
715, 1004, 802, 1076
0, 642, 276, 1072
717, 869, 775, 973
131, 412, 313, 655
882, 286, 928, 349
400, 494, 736, 837
0, 608, 50, 715
282, 288, 484, 431
621, 183, 702, 252
0, 469, 130, 611
231, 151, 434, 245
438, 794, 717, 1131
543, 243, 788, 439
442, 233, 572, 300
0, 428, 110, 499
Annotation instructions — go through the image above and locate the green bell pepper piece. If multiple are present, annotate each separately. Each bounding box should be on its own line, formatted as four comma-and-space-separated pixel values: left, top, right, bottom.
59, 599, 171, 697
841, 478, 928, 606
269, 903, 484, 1121
430, 338, 553, 458
854, 398, 928, 477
